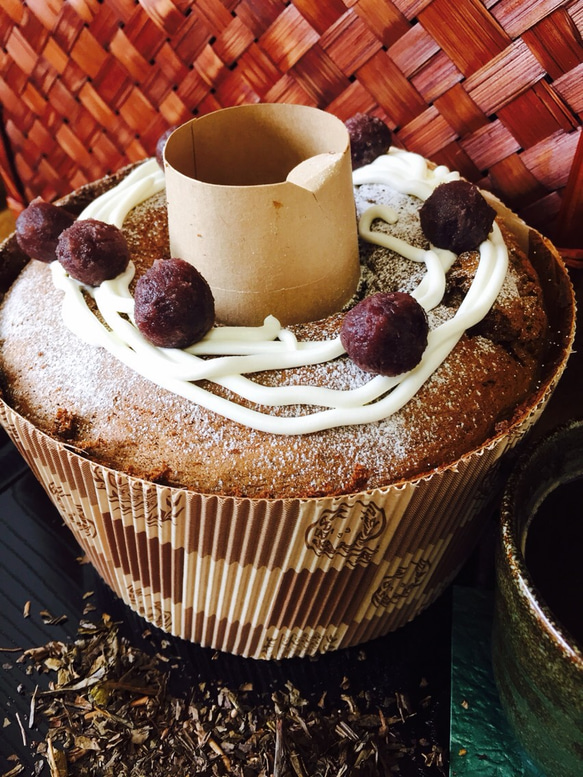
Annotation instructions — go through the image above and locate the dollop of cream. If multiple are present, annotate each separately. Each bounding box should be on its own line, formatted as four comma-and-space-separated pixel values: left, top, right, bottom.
50, 150, 508, 434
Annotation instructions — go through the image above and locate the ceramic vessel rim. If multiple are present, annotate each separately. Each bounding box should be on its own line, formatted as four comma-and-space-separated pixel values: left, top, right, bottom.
500, 418, 583, 666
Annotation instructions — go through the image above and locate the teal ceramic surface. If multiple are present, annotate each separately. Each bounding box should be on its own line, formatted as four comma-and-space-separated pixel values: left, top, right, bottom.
492, 420, 583, 777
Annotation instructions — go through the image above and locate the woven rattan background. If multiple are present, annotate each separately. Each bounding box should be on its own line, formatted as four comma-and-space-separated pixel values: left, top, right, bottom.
1, 0, 582, 251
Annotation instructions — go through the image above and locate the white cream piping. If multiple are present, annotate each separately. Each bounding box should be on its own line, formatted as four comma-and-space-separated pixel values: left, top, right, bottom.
50, 150, 508, 434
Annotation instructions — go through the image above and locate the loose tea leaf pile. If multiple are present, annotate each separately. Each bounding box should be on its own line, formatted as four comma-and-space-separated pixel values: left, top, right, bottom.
5, 613, 446, 776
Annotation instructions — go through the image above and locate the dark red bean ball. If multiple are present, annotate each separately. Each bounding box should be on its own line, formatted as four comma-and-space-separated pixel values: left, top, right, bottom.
155, 125, 178, 168
345, 113, 392, 169
15, 197, 76, 263
419, 180, 496, 255
56, 219, 130, 286
340, 292, 429, 377
134, 258, 215, 348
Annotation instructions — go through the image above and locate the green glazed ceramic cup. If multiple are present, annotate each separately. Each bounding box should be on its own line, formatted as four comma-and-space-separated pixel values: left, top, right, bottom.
492, 419, 583, 776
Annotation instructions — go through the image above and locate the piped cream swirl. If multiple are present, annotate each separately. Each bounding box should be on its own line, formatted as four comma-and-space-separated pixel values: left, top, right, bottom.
50, 150, 508, 434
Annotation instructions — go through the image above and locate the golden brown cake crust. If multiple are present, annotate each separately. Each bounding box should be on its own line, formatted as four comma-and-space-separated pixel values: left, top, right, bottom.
0, 166, 549, 499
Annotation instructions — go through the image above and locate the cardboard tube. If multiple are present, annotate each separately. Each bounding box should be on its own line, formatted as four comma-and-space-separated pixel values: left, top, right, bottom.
164, 104, 360, 326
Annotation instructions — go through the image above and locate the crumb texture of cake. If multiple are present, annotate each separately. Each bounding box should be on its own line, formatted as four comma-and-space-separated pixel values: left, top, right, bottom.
0, 161, 549, 499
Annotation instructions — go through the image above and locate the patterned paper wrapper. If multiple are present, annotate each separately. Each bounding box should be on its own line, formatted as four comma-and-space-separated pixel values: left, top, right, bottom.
0, 225, 575, 660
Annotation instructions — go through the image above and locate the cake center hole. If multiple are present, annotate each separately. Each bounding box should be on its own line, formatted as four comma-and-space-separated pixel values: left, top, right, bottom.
164, 105, 350, 187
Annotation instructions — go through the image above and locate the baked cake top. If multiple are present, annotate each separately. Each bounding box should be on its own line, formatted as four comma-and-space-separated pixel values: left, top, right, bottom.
0, 147, 548, 498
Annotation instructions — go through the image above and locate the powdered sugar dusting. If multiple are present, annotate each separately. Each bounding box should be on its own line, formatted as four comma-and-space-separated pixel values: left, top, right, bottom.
0, 156, 548, 497
46, 154, 510, 436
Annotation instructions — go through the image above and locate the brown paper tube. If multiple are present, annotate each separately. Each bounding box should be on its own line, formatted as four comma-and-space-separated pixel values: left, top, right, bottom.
164, 104, 360, 326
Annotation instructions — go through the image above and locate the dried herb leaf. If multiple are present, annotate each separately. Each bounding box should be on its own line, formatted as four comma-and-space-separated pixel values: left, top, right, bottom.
11, 614, 446, 776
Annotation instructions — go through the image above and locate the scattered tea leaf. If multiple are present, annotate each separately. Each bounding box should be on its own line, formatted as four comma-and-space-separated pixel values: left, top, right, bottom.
1, 762, 25, 776
9, 613, 446, 776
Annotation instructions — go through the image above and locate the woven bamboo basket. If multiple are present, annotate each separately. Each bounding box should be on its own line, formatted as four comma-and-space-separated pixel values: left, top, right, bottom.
0, 0, 582, 257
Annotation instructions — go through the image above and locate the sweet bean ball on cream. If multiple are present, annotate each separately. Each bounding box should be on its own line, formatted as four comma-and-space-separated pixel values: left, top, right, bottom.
340, 292, 429, 377
134, 257, 215, 349
420, 180, 496, 255
16, 198, 76, 263
56, 219, 130, 286
345, 112, 392, 170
